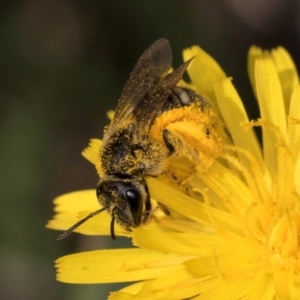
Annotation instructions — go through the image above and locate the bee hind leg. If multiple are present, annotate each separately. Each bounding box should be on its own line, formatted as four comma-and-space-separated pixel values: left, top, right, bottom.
141, 194, 152, 224
162, 129, 175, 155
157, 202, 170, 215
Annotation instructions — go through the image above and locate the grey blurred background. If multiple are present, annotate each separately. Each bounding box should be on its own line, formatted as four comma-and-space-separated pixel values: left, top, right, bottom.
0, 1, 299, 299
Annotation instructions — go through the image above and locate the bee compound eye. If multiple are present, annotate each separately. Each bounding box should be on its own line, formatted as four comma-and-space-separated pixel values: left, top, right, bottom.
125, 188, 142, 211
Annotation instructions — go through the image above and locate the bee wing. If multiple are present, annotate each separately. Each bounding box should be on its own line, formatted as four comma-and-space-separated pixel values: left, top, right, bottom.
133, 59, 192, 137
112, 38, 172, 123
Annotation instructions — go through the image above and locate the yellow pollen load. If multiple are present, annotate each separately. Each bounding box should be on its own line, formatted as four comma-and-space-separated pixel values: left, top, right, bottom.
150, 103, 223, 171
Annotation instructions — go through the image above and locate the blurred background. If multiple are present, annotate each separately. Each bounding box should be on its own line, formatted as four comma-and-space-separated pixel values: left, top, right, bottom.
0, 0, 299, 299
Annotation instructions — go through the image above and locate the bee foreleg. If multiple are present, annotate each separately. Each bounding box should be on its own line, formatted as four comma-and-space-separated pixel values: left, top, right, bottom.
157, 202, 170, 216
141, 190, 152, 224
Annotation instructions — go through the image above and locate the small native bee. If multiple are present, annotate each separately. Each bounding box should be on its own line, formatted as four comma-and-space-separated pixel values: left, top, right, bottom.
58, 38, 221, 240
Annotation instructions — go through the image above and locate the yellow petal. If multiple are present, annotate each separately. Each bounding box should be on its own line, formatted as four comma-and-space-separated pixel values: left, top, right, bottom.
147, 177, 241, 233
185, 249, 261, 280
109, 292, 134, 300
50, 190, 98, 212
133, 227, 228, 257
192, 161, 253, 212
193, 277, 251, 300
248, 46, 299, 115
81, 139, 102, 175
120, 281, 144, 293
271, 47, 299, 111
255, 58, 287, 135
214, 78, 265, 171
295, 154, 300, 194
272, 258, 298, 300
246, 269, 274, 300
255, 58, 287, 176
111, 269, 206, 300
183, 46, 226, 109
109, 281, 144, 299
56, 248, 188, 283
248, 46, 264, 97
288, 85, 300, 158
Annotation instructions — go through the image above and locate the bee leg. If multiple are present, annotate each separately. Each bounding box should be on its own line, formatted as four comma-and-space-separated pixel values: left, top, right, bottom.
157, 202, 170, 215
141, 191, 152, 224
162, 129, 175, 155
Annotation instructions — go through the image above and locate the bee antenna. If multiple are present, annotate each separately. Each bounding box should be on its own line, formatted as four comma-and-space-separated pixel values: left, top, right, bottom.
110, 207, 116, 240
57, 207, 106, 240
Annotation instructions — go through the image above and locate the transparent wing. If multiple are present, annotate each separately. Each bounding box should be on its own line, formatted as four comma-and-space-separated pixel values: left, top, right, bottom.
112, 38, 172, 123
133, 59, 192, 136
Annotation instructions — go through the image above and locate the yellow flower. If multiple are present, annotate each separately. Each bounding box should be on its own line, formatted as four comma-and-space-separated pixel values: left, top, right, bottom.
47, 44, 300, 299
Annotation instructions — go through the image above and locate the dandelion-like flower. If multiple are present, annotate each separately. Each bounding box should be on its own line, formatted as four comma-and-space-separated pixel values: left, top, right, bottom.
47, 44, 300, 299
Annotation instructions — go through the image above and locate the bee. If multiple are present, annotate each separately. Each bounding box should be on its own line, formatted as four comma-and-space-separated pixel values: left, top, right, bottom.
58, 38, 221, 240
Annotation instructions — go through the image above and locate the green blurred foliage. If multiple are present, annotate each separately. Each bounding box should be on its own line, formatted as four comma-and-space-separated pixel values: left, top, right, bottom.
0, 0, 298, 299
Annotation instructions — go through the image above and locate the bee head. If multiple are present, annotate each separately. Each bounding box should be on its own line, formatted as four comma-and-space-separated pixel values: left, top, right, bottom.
57, 177, 151, 241
96, 177, 151, 237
